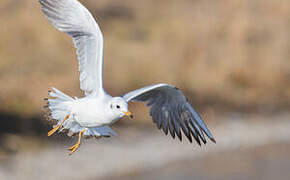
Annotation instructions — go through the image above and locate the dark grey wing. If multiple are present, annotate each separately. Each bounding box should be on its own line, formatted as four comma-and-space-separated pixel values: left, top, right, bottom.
123, 84, 215, 145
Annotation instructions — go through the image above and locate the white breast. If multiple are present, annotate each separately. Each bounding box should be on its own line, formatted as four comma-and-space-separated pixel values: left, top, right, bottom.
70, 96, 117, 127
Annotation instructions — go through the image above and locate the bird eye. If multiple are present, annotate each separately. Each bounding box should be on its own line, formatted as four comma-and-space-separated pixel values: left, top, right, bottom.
116, 105, 120, 109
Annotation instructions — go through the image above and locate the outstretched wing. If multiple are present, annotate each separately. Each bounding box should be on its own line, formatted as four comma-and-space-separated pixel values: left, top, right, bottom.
123, 84, 215, 145
40, 0, 104, 95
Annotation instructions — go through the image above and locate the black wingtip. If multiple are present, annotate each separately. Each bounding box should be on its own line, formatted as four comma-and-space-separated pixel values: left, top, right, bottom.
162, 126, 168, 135
177, 133, 182, 141
196, 139, 201, 146
192, 132, 201, 146
185, 133, 193, 143
210, 137, 216, 143
201, 138, 207, 144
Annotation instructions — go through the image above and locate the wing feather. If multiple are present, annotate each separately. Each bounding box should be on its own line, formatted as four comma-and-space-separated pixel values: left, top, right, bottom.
40, 0, 104, 95
123, 84, 215, 145
167, 113, 176, 139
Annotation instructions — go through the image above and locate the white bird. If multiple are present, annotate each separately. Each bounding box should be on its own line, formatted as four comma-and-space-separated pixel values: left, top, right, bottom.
40, 0, 215, 155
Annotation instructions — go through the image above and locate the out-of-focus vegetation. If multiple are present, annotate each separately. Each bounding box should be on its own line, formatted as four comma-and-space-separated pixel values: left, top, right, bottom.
0, 0, 290, 117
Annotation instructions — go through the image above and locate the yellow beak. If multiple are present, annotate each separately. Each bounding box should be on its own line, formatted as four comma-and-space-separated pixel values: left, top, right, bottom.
124, 111, 133, 119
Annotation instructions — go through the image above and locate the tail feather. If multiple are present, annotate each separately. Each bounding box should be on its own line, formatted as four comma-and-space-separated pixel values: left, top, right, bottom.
46, 88, 73, 126
50, 87, 74, 100
84, 126, 118, 137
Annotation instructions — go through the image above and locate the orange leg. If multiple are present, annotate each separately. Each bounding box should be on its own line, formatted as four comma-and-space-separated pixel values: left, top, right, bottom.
47, 114, 70, 136
68, 129, 87, 155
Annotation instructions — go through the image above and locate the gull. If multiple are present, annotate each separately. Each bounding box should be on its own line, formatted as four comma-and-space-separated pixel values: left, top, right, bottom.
40, 0, 216, 155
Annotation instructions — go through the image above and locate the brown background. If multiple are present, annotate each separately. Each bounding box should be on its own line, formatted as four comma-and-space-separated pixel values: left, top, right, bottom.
0, 0, 290, 179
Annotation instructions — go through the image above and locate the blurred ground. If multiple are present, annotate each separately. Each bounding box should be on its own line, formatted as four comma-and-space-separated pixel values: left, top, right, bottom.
0, 0, 290, 179
0, 113, 290, 180
106, 142, 290, 180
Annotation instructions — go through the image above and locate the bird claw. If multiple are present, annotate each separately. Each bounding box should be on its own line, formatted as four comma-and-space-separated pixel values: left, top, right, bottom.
68, 143, 79, 151
67, 129, 86, 155
68, 143, 80, 155
47, 125, 60, 136
47, 114, 70, 136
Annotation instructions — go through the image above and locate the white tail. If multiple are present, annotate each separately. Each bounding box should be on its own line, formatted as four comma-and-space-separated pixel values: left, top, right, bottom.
45, 88, 74, 126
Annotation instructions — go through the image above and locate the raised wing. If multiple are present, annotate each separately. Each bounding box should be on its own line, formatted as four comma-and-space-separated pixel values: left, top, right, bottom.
40, 0, 104, 95
123, 84, 215, 145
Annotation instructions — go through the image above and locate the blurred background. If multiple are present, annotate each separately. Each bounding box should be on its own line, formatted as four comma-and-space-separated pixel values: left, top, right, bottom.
0, 0, 290, 179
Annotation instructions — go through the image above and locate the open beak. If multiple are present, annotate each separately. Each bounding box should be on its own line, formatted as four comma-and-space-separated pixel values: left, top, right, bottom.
124, 111, 133, 119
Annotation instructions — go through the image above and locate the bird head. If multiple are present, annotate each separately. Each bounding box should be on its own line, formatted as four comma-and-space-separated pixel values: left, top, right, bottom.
110, 97, 133, 119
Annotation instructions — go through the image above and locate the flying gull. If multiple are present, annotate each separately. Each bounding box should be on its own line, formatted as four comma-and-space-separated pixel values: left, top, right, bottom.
39, 0, 215, 155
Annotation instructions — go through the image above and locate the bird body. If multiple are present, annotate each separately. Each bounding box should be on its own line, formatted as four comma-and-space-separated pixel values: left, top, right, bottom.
40, 0, 215, 155
69, 95, 123, 127
47, 88, 127, 136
